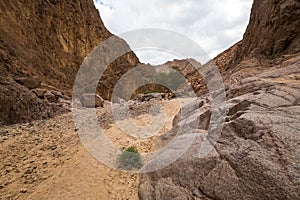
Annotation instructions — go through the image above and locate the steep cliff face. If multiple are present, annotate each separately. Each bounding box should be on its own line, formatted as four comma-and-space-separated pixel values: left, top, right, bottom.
235, 0, 300, 61
0, 0, 139, 125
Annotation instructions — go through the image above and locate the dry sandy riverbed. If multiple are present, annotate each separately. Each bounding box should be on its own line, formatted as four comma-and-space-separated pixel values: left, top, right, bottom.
0, 98, 192, 199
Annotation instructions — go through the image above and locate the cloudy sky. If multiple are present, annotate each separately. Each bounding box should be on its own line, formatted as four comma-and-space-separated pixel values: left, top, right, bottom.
94, 0, 253, 65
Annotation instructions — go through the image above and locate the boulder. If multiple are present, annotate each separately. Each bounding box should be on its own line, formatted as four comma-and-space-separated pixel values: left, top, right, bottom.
80, 93, 104, 108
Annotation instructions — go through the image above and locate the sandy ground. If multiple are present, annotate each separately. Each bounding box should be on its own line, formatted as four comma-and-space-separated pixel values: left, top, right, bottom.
0, 99, 187, 199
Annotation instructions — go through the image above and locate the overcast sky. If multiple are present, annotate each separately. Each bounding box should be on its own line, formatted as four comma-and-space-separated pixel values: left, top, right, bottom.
94, 0, 253, 65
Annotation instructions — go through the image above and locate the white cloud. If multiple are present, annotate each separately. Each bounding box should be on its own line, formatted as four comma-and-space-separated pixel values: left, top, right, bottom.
94, 0, 253, 65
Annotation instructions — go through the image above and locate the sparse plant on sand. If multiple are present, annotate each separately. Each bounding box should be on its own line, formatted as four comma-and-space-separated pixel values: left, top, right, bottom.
118, 146, 143, 170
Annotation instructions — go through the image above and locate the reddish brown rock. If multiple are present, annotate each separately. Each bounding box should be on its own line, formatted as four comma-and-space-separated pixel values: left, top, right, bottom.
31, 88, 47, 98
44, 92, 57, 103
14, 76, 41, 89
164, 59, 206, 96
234, 0, 300, 62
0, 0, 139, 125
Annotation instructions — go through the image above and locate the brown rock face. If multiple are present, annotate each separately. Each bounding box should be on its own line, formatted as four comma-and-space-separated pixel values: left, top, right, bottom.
213, 42, 240, 72
14, 76, 41, 89
236, 0, 300, 61
0, 0, 139, 125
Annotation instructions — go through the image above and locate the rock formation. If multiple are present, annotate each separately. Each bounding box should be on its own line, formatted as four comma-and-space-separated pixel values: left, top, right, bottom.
139, 0, 300, 199
0, 0, 139, 125
164, 59, 206, 96
162, 42, 240, 97
233, 0, 300, 62
139, 54, 300, 200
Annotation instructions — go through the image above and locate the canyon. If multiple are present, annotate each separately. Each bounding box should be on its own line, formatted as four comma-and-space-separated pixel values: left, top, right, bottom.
0, 0, 299, 199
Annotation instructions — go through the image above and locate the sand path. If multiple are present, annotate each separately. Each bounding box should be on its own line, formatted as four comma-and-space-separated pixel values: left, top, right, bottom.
0, 98, 190, 199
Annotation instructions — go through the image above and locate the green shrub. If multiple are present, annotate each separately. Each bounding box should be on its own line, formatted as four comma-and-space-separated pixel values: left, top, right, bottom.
125, 146, 139, 153
118, 147, 143, 170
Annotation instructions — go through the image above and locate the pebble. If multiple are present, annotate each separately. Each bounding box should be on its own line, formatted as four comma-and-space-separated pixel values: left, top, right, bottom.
119, 179, 125, 184
20, 188, 27, 193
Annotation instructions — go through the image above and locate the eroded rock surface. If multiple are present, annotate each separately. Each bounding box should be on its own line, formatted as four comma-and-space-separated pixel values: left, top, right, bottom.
139, 0, 300, 198
139, 53, 300, 200
234, 0, 300, 61
0, 0, 139, 125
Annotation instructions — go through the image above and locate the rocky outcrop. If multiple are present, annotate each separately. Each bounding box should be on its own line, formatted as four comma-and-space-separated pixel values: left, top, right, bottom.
0, 0, 139, 125
164, 59, 206, 96
234, 0, 300, 62
139, 0, 300, 199
213, 42, 240, 72
163, 43, 240, 96
139, 53, 300, 200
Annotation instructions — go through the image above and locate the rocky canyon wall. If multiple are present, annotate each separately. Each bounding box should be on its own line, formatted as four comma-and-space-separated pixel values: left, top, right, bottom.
234, 0, 300, 62
0, 0, 139, 125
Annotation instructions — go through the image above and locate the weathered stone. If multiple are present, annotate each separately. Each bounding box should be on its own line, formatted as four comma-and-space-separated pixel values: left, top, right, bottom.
80, 93, 104, 108
51, 91, 63, 99
163, 59, 206, 96
14, 77, 41, 89
44, 92, 57, 103
31, 88, 47, 98
139, 1, 300, 196
135, 93, 164, 102
139, 54, 300, 199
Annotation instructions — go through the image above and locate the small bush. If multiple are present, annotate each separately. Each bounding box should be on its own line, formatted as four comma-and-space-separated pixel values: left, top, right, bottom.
125, 146, 139, 153
118, 147, 143, 170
